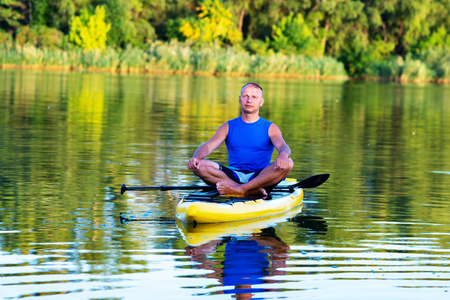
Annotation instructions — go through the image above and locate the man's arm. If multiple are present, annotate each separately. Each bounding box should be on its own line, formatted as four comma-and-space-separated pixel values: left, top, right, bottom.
268, 123, 292, 170
188, 122, 229, 170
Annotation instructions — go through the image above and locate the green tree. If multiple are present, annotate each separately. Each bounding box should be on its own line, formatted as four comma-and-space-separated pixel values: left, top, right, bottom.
103, 0, 157, 48
179, 0, 242, 45
69, 5, 111, 50
0, 0, 25, 33
363, 0, 450, 56
141, 0, 194, 39
419, 26, 450, 49
28, 0, 90, 32
28, 0, 52, 26
233, 0, 303, 40
295, 0, 369, 74
268, 12, 322, 56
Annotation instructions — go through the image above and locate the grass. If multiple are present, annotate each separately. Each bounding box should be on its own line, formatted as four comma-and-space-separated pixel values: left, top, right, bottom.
1, 42, 448, 82
0, 41, 348, 79
360, 48, 450, 83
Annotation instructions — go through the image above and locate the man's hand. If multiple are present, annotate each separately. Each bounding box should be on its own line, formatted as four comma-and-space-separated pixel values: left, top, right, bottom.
188, 157, 201, 170
274, 153, 290, 170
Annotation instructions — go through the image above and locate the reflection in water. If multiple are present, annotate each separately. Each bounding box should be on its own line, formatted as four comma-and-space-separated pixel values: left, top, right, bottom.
290, 215, 328, 235
179, 208, 327, 298
185, 229, 290, 298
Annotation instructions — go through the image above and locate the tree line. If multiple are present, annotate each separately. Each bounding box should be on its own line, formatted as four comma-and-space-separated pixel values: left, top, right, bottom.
1, 0, 449, 80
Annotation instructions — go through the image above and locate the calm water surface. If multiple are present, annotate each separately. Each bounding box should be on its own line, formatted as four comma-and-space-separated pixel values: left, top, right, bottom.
1, 70, 450, 299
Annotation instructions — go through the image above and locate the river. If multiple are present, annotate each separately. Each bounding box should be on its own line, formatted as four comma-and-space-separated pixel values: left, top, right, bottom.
0, 70, 449, 299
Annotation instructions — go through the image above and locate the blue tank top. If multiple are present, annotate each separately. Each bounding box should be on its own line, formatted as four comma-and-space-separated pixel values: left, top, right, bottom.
225, 117, 274, 171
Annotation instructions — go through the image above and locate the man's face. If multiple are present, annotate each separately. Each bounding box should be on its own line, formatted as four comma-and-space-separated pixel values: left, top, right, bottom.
239, 85, 264, 114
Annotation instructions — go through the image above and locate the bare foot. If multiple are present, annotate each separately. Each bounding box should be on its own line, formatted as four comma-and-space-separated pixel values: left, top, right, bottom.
216, 182, 244, 195
246, 187, 268, 197
216, 182, 268, 197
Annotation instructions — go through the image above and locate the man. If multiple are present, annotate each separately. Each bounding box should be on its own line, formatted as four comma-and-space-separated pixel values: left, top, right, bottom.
187, 83, 293, 197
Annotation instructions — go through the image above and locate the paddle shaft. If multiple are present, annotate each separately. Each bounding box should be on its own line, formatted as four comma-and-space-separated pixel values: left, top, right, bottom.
121, 184, 215, 194
120, 173, 329, 195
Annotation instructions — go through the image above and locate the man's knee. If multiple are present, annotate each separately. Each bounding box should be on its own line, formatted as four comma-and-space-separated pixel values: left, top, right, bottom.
288, 158, 294, 172
191, 160, 218, 176
281, 158, 294, 176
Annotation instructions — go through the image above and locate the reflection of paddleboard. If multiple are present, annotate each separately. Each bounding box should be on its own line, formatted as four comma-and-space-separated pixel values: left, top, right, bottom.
176, 179, 303, 223
177, 204, 303, 246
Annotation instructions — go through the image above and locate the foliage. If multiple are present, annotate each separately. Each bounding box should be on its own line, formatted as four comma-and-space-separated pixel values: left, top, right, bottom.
268, 13, 321, 56
235, 0, 305, 40
418, 26, 450, 50
242, 37, 273, 56
105, 0, 157, 48
0, 42, 347, 78
400, 55, 435, 82
0, 0, 25, 31
0, 0, 449, 80
179, 0, 242, 46
359, 52, 448, 82
418, 48, 450, 80
69, 6, 111, 50
119, 45, 147, 72
15, 25, 64, 48
0, 29, 12, 44
164, 18, 185, 41
360, 56, 402, 80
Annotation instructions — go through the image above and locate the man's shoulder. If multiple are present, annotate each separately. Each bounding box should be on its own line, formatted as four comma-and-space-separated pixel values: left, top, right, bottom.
259, 117, 273, 129
226, 117, 241, 127
259, 117, 272, 124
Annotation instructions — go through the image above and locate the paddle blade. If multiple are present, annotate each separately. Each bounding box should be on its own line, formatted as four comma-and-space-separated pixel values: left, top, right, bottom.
295, 173, 330, 189
121, 184, 128, 195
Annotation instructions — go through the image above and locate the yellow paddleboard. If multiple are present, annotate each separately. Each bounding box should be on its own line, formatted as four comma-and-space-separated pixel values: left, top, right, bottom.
177, 203, 303, 246
176, 179, 303, 223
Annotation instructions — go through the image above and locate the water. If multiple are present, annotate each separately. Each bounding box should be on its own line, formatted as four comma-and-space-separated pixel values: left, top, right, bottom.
1, 70, 450, 299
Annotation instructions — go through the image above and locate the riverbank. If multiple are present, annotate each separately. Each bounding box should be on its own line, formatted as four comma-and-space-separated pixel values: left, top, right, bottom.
0, 41, 347, 80
1, 42, 449, 83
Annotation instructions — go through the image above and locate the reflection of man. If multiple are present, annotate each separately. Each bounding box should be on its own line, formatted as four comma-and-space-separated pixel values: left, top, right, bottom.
222, 238, 269, 289
188, 83, 293, 197
185, 232, 289, 298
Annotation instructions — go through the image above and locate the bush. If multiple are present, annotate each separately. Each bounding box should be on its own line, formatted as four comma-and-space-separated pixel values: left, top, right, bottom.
0, 30, 13, 44
361, 56, 403, 80
419, 48, 450, 80
15, 26, 63, 49
361, 55, 437, 82
242, 37, 273, 56
316, 56, 348, 77
400, 55, 434, 82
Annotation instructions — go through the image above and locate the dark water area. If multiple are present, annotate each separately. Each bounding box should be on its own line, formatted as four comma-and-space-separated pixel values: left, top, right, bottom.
0, 70, 449, 299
